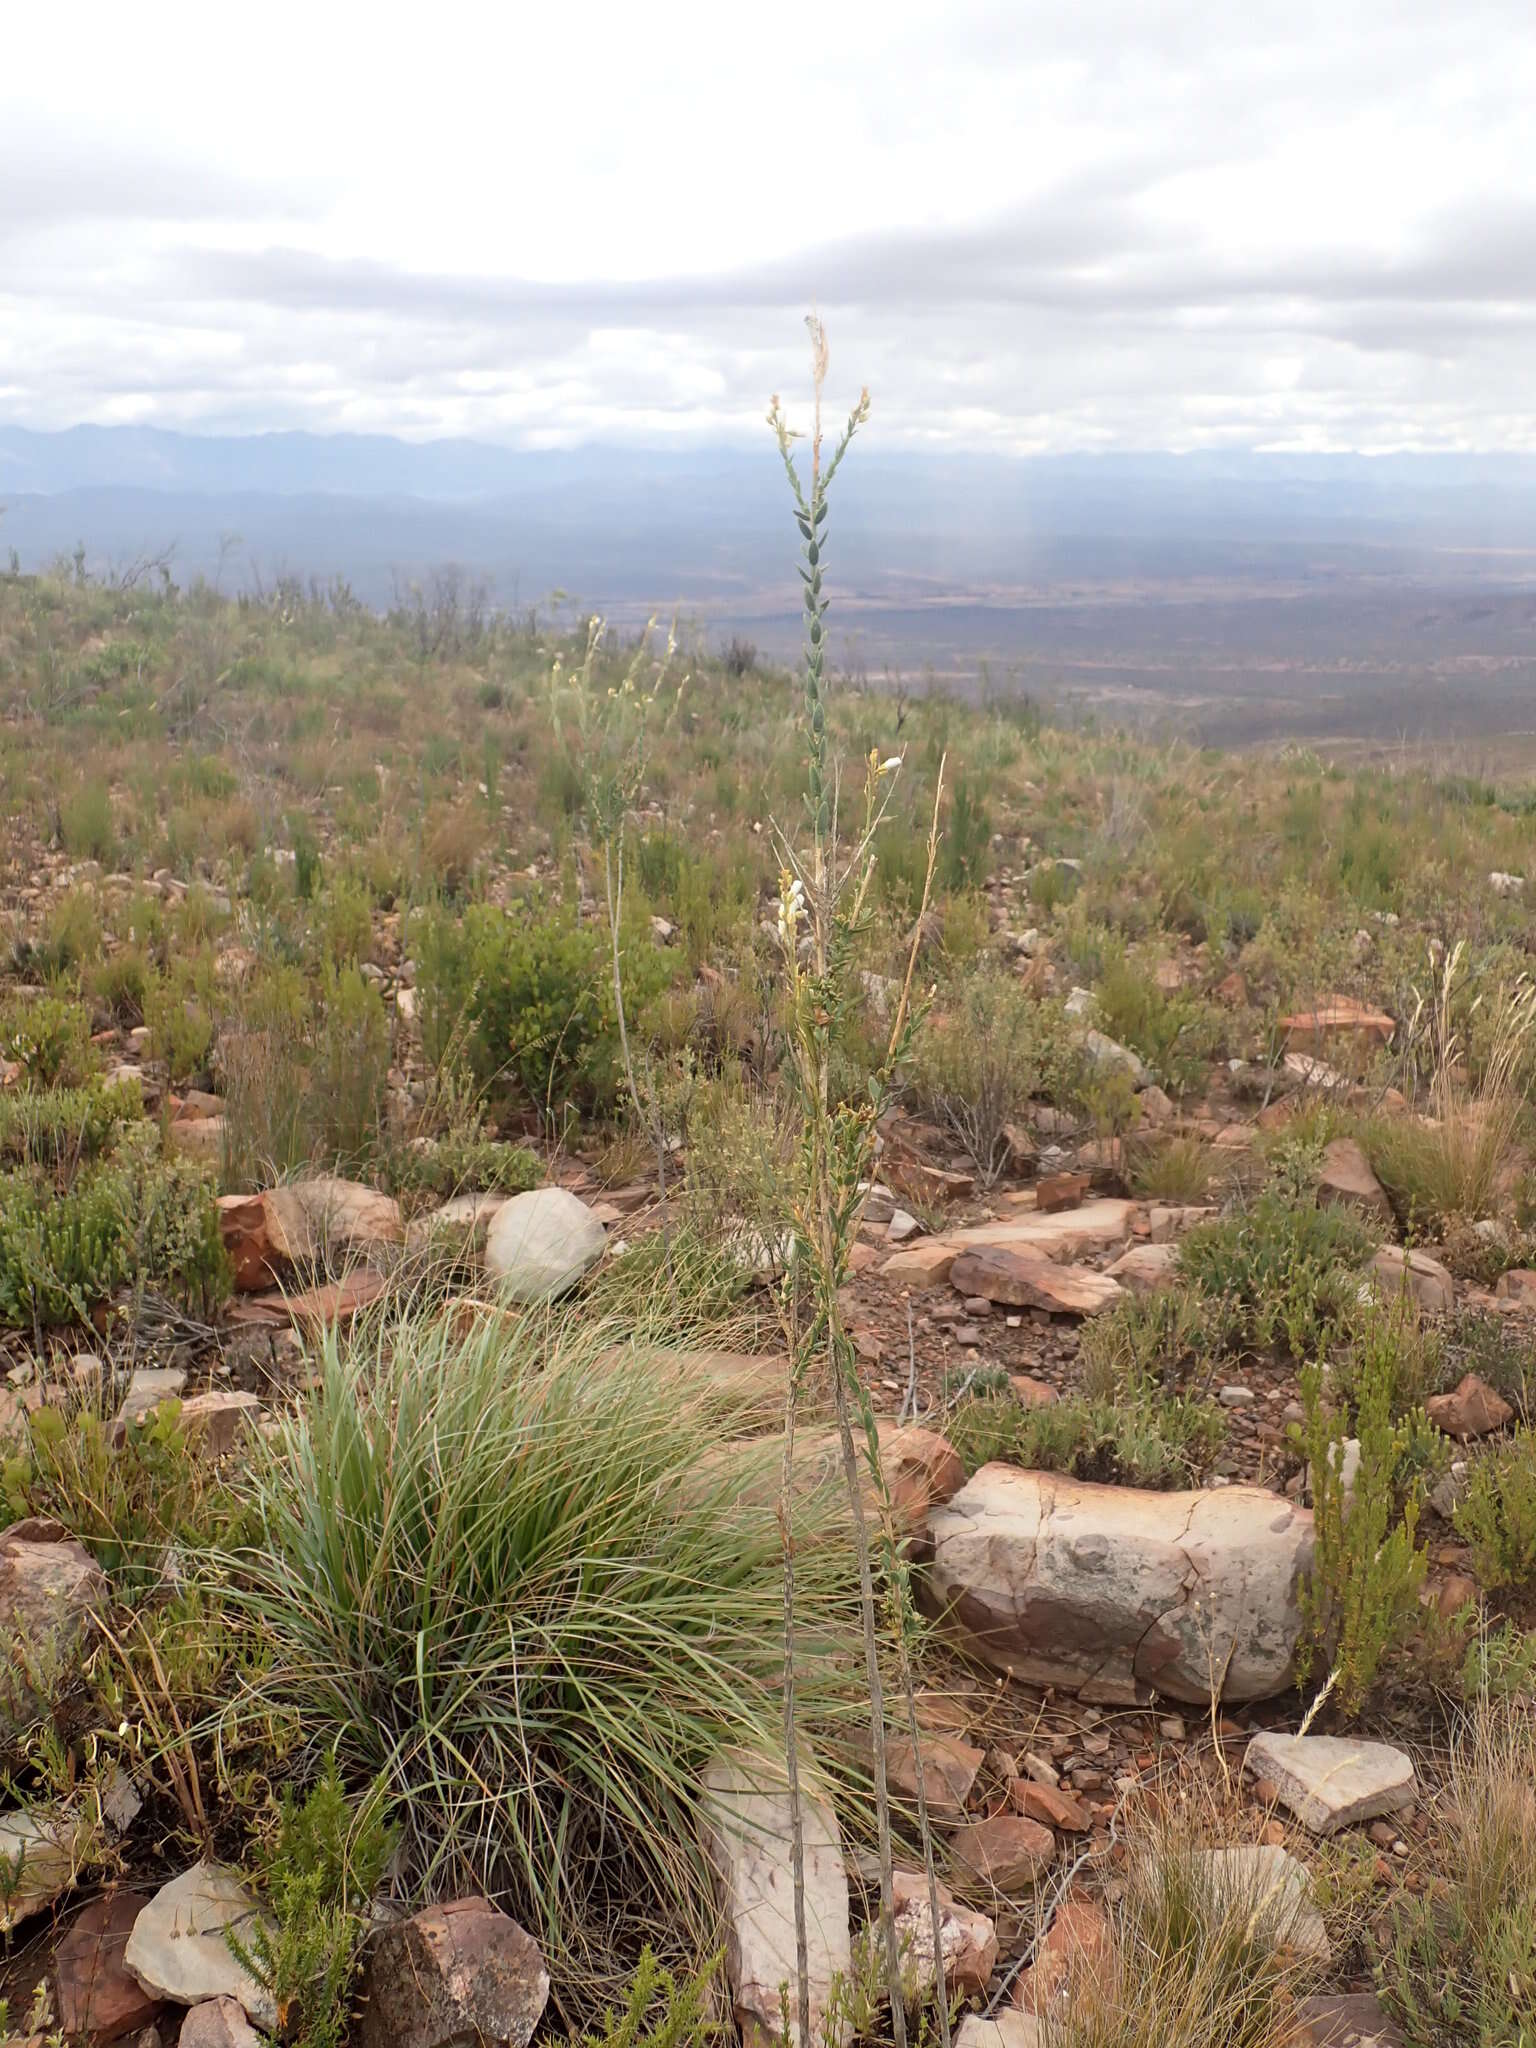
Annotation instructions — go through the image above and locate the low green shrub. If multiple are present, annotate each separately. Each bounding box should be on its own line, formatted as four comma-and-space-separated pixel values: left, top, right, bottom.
1094, 949, 1224, 1099
0, 1077, 143, 1173
414, 898, 671, 1124
1293, 1322, 1435, 1713
228, 1759, 395, 2048
1179, 1187, 1375, 1359
1454, 1433, 1536, 1591
947, 1377, 1225, 1491
390, 1133, 543, 1205
0, 1138, 228, 1329
0, 994, 96, 1087
910, 970, 1084, 1182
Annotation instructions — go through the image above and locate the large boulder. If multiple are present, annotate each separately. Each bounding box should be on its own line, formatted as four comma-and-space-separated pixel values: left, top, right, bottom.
356, 1898, 549, 2048
484, 1188, 606, 1302
921, 1467, 1313, 1705
0, 1518, 107, 1732
123, 1862, 276, 2028
698, 1750, 851, 2048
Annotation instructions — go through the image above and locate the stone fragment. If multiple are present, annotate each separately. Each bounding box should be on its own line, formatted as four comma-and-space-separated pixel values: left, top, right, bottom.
1317, 1139, 1392, 1224
0, 1808, 85, 1930
1370, 1245, 1454, 1314
123, 1862, 276, 2028
1427, 1373, 1514, 1440
53, 1889, 164, 2045
1191, 1844, 1329, 1960
1104, 1243, 1179, 1293
698, 1752, 849, 2048
0, 1518, 107, 1731
356, 1897, 549, 2048
950, 1246, 1122, 1317
178, 1998, 265, 2048
1244, 1732, 1415, 1836
947, 1814, 1055, 1893
886, 1732, 984, 1823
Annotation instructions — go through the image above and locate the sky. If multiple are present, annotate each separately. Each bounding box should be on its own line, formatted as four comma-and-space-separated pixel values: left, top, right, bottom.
5, 0, 1536, 453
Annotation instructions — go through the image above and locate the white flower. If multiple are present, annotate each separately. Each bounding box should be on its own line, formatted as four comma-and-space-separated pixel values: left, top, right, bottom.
879, 756, 902, 773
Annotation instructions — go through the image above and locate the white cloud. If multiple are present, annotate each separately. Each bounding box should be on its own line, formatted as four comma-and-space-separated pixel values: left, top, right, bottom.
4, 0, 1536, 448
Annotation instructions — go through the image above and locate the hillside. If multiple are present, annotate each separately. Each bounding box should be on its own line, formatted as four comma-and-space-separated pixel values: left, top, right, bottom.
0, 558, 1533, 2046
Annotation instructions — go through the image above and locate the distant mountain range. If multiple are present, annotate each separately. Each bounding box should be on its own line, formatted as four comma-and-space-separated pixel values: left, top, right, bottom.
5, 425, 1536, 742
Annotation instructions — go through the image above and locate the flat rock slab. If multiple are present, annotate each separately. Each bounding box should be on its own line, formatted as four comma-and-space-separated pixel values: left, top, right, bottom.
1244, 1732, 1415, 1835
883, 1200, 1136, 1284
699, 1750, 851, 2048
922, 1466, 1312, 1705
123, 1861, 276, 2029
950, 1247, 1122, 1317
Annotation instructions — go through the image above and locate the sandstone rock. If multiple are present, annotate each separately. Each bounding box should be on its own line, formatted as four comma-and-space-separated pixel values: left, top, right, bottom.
1009, 1374, 1058, 1409
950, 1246, 1122, 1316
1427, 1373, 1514, 1440
948, 1814, 1055, 1893
1370, 1245, 1454, 1315
224, 1268, 387, 1335
1013, 1897, 1113, 2015
698, 1751, 850, 2048
178, 1997, 264, 2048
1280, 997, 1394, 1055
1214, 971, 1249, 1008
0, 1518, 107, 1730
955, 2012, 1041, 2048
1104, 1243, 1179, 1294
1494, 1267, 1536, 1306
123, 1862, 276, 2028
922, 1468, 1312, 1705
1148, 1204, 1212, 1243
169, 1117, 225, 1161
1139, 1084, 1175, 1124
54, 1890, 164, 2044
790, 1424, 965, 1527
356, 1897, 549, 2048
405, 1192, 510, 1256
1317, 1138, 1393, 1224
179, 1392, 261, 1461
1034, 1171, 1090, 1213
873, 1870, 996, 1998
886, 1732, 984, 1823
1244, 1732, 1415, 1835
881, 1241, 961, 1288
115, 1367, 187, 1434
0, 1808, 85, 1930
1083, 1029, 1148, 1087
484, 1187, 606, 1302
1284, 1051, 1351, 1093
1489, 871, 1525, 898
217, 1179, 403, 1290
1009, 1780, 1091, 1833
1191, 1844, 1329, 1959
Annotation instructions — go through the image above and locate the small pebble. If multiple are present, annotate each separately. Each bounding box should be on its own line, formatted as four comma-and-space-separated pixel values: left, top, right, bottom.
1219, 1385, 1257, 1408
1157, 1716, 1186, 1741
962, 1298, 992, 1316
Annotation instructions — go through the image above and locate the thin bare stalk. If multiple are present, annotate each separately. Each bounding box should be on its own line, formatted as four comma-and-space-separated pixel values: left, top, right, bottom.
777, 1276, 812, 2048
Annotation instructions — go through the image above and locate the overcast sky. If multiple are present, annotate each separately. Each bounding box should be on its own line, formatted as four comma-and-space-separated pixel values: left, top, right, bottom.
5, 0, 1536, 452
